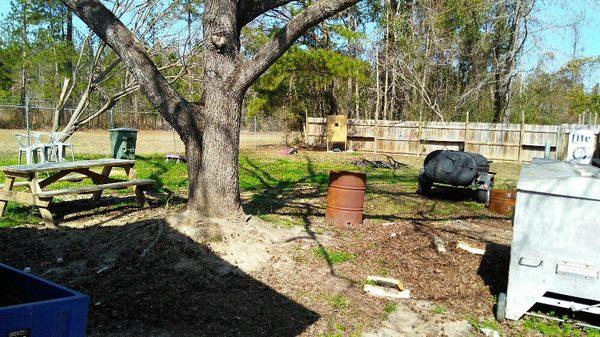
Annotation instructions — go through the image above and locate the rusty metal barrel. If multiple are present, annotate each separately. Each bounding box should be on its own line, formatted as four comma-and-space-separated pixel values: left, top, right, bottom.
488, 189, 517, 215
325, 171, 367, 226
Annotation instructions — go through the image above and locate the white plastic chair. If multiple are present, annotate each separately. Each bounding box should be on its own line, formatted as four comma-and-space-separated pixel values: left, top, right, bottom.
15, 132, 52, 165
49, 132, 75, 162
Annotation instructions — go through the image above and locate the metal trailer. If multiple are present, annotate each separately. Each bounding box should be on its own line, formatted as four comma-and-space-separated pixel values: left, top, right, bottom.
496, 160, 600, 322
417, 150, 494, 203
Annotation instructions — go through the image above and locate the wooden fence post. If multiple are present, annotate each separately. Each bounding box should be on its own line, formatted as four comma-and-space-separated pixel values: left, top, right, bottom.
417, 110, 423, 156
304, 109, 309, 145
556, 124, 569, 160
464, 111, 470, 152
374, 108, 379, 154
555, 126, 561, 160
518, 110, 525, 163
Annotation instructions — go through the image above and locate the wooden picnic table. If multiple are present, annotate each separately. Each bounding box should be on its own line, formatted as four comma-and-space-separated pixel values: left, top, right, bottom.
0, 159, 154, 226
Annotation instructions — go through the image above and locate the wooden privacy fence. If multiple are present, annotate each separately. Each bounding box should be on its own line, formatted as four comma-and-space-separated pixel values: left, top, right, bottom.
306, 117, 600, 162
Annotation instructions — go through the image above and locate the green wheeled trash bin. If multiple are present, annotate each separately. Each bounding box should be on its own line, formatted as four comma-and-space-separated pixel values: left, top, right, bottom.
109, 128, 138, 159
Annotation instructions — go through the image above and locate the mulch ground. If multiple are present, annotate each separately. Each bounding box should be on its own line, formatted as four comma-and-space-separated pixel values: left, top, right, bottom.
340, 219, 511, 315
252, 216, 513, 335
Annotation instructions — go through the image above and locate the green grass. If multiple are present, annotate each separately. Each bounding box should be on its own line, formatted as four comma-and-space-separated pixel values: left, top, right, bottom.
323, 323, 346, 337
322, 323, 362, 337
384, 302, 397, 314
521, 315, 600, 337
467, 315, 502, 336
257, 213, 305, 228
326, 293, 350, 309
0, 203, 41, 227
0, 149, 523, 227
238, 151, 517, 226
312, 246, 356, 265
432, 305, 446, 315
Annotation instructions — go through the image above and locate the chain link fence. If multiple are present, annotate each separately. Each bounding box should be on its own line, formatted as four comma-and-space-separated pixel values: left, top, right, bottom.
0, 100, 294, 161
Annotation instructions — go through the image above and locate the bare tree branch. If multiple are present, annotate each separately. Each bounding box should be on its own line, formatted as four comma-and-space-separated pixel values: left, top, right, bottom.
60, 0, 191, 132
238, 0, 296, 28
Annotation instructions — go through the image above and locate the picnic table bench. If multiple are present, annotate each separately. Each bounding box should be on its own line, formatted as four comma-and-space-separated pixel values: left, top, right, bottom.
0, 159, 154, 226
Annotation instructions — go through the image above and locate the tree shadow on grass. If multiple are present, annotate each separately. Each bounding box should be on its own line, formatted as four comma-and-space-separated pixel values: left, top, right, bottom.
241, 156, 358, 282
240, 155, 509, 282
0, 217, 319, 337
134, 155, 189, 206
241, 155, 418, 219
241, 155, 327, 217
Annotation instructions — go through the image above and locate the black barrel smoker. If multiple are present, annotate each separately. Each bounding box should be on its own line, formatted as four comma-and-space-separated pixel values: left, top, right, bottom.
417, 150, 494, 203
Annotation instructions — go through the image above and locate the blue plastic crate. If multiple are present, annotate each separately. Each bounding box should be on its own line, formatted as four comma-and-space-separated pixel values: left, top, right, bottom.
0, 263, 88, 337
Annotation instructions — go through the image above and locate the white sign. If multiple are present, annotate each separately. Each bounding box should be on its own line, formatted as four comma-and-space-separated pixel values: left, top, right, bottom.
566, 129, 596, 165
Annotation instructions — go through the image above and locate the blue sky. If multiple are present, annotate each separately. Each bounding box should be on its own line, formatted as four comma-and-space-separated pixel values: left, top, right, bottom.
523, 0, 600, 86
1, 0, 599, 86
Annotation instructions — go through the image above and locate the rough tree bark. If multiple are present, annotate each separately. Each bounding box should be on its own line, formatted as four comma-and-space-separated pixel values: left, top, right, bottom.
61, 0, 359, 219
491, 0, 531, 123
66, 8, 74, 75
19, 2, 29, 106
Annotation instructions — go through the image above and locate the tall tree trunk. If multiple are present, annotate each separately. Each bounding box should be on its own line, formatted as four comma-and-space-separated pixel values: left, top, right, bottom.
328, 80, 339, 115
186, 92, 243, 217
354, 75, 360, 119
182, 0, 243, 217
375, 50, 381, 120
19, 3, 28, 106
492, 71, 505, 123
491, 0, 528, 123
390, 64, 397, 120
383, 0, 390, 120
66, 9, 74, 75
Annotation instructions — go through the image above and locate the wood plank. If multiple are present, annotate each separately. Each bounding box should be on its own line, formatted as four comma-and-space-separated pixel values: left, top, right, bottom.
0, 175, 89, 190
1, 158, 136, 174
38, 169, 78, 189
0, 190, 50, 206
307, 117, 600, 162
91, 166, 113, 201
39, 207, 55, 227
73, 168, 118, 184
0, 176, 15, 216
39, 169, 112, 189
28, 177, 56, 227
37, 179, 154, 198
0, 181, 30, 189
124, 165, 149, 207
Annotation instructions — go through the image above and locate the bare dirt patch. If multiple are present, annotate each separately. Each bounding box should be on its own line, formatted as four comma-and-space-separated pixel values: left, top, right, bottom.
363, 300, 472, 337
0, 206, 320, 337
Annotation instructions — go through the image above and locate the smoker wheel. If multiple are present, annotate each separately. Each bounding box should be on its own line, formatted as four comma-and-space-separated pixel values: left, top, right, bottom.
477, 188, 490, 204
417, 180, 432, 196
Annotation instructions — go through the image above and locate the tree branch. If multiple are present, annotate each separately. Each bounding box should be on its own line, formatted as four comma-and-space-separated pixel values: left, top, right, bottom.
233, 0, 358, 92
60, 0, 191, 133
238, 0, 296, 28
